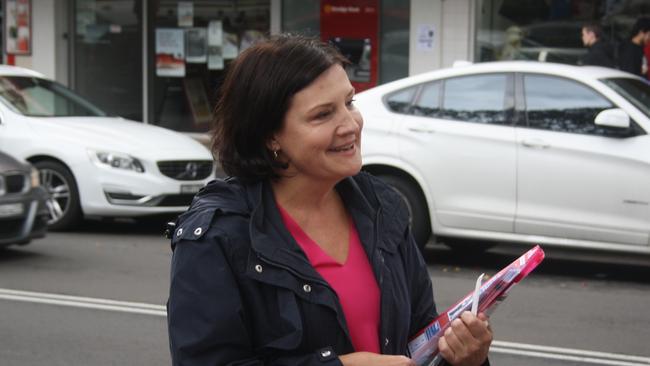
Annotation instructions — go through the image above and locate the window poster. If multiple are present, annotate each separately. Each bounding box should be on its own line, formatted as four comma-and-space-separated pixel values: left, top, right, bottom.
156, 28, 185, 77
186, 27, 207, 63
4, 0, 31, 55
222, 32, 239, 59
208, 20, 223, 46
208, 21, 224, 70
178, 2, 193, 27
184, 78, 212, 126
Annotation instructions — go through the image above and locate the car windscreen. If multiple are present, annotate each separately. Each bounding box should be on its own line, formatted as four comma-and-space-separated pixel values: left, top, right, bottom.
601, 77, 650, 120
0, 76, 106, 117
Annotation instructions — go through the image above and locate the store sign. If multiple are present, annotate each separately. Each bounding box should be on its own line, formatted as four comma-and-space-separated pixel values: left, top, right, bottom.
320, 0, 378, 92
4, 0, 31, 55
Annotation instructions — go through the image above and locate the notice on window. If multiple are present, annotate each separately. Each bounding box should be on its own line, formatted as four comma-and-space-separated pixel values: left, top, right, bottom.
178, 2, 193, 27
208, 20, 223, 46
222, 32, 239, 59
207, 20, 224, 70
417, 24, 434, 52
156, 28, 185, 77
186, 28, 207, 63
5, 0, 31, 55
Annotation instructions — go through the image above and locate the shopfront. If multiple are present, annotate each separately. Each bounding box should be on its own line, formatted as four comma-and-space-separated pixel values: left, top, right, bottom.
66, 0, 409, 134
475, 0, 650, 65
22, 0, 650, 136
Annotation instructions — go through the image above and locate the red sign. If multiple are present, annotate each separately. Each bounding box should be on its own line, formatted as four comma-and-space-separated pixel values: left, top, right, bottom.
320, 0, 379, 92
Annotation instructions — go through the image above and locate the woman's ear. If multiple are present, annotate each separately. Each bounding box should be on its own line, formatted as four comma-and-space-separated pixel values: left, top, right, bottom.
266, 138, 280, 152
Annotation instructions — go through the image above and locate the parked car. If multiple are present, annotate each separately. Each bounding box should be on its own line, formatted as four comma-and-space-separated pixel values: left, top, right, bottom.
356, 61, 650, 254
0, 66, 215, 230
0, 150, 48, 247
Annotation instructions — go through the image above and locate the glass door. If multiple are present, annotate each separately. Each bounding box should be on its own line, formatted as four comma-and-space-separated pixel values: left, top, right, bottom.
73, 0, 143, 121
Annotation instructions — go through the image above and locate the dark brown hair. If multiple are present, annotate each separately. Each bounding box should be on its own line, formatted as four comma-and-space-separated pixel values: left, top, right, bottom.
211, 34, 348, 182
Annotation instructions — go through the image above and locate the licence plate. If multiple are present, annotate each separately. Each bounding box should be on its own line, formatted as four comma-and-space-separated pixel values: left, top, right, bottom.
180, 184, 204, 194
0, 203, 24, 218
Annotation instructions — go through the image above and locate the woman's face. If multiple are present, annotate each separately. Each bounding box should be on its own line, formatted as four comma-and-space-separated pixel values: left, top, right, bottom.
270, 64, 363, 184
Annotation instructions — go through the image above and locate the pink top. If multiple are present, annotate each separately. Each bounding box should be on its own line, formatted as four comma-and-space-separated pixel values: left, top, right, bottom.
277, 205, 381, 353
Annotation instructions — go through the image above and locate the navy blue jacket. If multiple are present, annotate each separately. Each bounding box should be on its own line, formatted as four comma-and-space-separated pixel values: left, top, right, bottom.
167, 172, 442, 365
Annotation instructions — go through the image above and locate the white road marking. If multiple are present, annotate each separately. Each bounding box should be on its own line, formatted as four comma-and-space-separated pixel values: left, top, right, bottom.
1, 288, 649, 365
0, 287, 166, 316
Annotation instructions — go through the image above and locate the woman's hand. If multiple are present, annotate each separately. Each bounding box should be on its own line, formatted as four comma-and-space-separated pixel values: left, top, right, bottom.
339, 352, 416, 366
438, 311, 492, 366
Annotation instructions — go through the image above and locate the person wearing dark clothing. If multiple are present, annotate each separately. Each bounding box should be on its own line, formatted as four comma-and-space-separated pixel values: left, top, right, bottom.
619, 18, 650, 76
167, 35, 493, 366
581, 23, 616, 68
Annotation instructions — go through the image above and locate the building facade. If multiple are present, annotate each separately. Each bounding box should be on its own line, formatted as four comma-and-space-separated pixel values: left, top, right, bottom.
5, 0, 650, 136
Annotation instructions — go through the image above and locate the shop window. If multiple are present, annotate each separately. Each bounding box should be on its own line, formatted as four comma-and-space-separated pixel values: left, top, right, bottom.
73, 0, 143, 121
150, 1, 270, 132
476, 0, 650, 66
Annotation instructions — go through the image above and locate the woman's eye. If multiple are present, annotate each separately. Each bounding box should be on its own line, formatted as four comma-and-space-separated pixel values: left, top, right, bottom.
315, 110, 332, 119
346, 99, 356, 108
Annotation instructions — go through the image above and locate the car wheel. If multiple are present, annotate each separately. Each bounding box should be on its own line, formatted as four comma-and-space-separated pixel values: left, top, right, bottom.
378, 175, 432, 252
34, 160, 82, 230
442, 237, 494, 253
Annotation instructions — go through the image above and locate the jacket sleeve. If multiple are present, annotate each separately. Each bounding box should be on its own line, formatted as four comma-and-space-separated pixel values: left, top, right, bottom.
401, 229, 490, 366
167, 233, 344, 366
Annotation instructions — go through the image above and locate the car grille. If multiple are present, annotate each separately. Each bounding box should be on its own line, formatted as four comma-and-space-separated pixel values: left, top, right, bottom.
0, 218, 23, 238
157, 194, 195, 207
157, 161, 213, 181
0, 173, 27, 195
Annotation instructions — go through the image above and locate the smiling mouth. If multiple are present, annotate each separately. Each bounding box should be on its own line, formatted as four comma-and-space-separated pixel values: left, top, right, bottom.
329, 143, 355, 152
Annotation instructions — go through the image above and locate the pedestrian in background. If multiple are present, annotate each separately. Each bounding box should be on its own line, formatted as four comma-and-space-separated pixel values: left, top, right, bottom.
580, 22, 616, 68
166, 34, 493, 366
619, 17, 650, 77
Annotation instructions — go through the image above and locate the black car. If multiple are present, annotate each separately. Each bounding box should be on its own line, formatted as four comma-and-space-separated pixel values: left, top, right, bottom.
0, 151, 48, 247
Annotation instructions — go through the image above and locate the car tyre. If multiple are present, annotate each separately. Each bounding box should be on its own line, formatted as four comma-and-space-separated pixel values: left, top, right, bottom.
378, 175, 431, 252
34, 160, 82, 230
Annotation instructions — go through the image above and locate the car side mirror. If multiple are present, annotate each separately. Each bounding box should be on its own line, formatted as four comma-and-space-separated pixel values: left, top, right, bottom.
594, 108, 630, 129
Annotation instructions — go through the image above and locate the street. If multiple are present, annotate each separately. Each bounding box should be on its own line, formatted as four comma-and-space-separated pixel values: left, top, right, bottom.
0, 220, 649, 366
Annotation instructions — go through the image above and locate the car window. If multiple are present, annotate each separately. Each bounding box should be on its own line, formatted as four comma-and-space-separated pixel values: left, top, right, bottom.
601, 77, 650, 121
439, 74, 509, 125
412, 81, 441, 117
385, 86, 417, 114
0, 76, 106, 117
523, 75, 630, 137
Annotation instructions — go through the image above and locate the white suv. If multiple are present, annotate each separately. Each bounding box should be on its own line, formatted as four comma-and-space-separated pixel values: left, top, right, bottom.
357, 61, 650, 254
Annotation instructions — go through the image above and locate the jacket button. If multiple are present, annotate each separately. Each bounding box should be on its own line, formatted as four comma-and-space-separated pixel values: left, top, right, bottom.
176, 228, 183, 236
321, 350, 331, 357
254, 264, 263, 273
193, 227, 202, 235
303, 284, 311, 293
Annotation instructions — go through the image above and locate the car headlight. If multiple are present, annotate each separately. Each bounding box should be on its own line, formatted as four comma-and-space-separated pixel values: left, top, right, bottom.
89, 150, 145, 173
30, 167, 40, 187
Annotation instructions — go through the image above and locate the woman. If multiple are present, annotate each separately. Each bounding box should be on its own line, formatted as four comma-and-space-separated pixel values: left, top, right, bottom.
167, 35, 492, 366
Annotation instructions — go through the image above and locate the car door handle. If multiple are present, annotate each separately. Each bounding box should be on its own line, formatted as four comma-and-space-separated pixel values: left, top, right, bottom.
408, 127, 436, 134
521, 138, 550, 149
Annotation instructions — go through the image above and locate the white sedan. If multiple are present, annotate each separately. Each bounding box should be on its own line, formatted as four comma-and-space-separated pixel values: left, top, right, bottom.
357, 61, 650, 254
0, 66, 215, 230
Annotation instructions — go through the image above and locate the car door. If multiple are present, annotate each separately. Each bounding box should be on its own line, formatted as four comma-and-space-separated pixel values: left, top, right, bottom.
394, 73, 517, 232
515, 73, 650, 246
